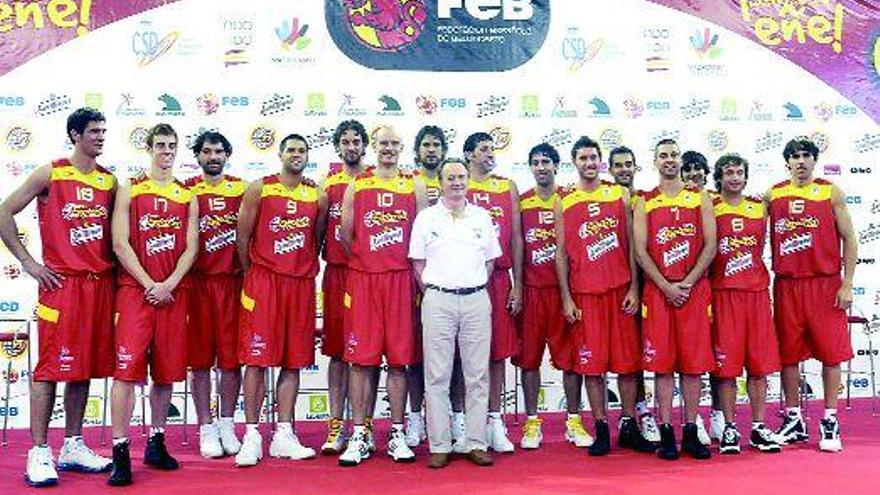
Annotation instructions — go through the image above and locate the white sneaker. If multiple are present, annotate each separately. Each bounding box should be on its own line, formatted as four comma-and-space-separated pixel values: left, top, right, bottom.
339, 431, 370, 466
26, 446, 59, 487
710, 410, 725, 443
199, 423, 224, 459
321, 418, 348, 455
819, 417, 843, 453
270, 428, 316, 460
387, 429, 416, 463
565, 416, 595, 448
405, 413, 426, 448
57, 437, 112, 473
451, 412, 467, 453
486, 417, 515, 453
234, 429, 263, 467
695, 414, 712, 446
520, 417, 543, 450
217, 419, 241, 455
639, 412, 661, 443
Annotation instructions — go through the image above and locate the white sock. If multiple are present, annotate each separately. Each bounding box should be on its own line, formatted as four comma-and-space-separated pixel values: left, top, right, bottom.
751, 421, 765, 431
527, 415, 538, 421
276, 422, 292, 434
635, 401, 649, 416
220, 416, 234, 426
391, 423, 404, 433
64, 435, 82, 444
149, 427, 164, 437
786, 406, 802, 417
245, 423, 259, 434
452, 411, 464, 422
488, 412, 501, 421
113, 437, 129, 446
567, 413, 579, 421
824, 408, 837, 420
408, 411, 421, 422
353, 425, 367, 435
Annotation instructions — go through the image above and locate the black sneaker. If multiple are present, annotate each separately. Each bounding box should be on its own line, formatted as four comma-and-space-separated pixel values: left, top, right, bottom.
718, 423, 741, 455
818, 416, 842, 452
681, 423, 712, 460
107, 442, 132, 487
619, 417, 657, 453
144, 433, 179, 470
776, 413, 808, 444
749, 425, 782, 453
587, 420, 610, 457
657, 423, 678, 461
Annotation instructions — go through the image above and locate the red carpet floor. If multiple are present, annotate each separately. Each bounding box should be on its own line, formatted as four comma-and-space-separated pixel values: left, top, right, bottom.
2, 400, 879, 495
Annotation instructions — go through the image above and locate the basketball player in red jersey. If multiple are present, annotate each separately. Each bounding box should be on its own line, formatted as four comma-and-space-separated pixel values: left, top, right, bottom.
405, 125, 448, 448
462, 132, 522, 453
556, 137, 656, 456
608, 146, 661, 444
633, 138, 715, 461
319, 120, 374, 455
108, 124, 199, 486
709, 154, 782, 455
0, 108, 115, 487
234, 134, 328, 467
767, 138, 857, 453
338, 125, 428, 466
516, 142, 594, 451
184, 131, 245, 459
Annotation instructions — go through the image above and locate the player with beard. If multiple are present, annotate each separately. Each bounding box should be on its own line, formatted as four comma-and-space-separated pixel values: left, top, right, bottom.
516, 143, 594, 451
608, 146, 661, 444
633, 138, 715, 461
319, 120, 382, 455
1, 108, 115, 487
184, 131, 245, 459
235, 134, 328, 466
709, 154, 782, 454
463, 132, 523, 453
405, 125, 449, 448
108, 124, 199, 486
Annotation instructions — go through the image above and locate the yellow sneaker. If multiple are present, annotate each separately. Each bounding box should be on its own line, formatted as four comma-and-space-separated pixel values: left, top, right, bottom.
321, 418, 347, 455
565, 416, 594, 448
520, 417, 543, 449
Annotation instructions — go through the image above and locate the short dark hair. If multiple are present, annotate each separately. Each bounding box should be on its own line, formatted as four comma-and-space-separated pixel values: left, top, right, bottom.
528, 143, 560, 164
279, 133, 309, 153
66, 107, 105, 144
191, 131, 232, 156
463, 132, 493, 154
681, 150, 709, 173
713, 153, 750, 191
414, 125, 448, 156
146, 123, 177, 148
570, 136, 602, 161
438, 157, 469, 182
609, 146, 636, 166
333, 120, 368, 148
782, 138, 819, 162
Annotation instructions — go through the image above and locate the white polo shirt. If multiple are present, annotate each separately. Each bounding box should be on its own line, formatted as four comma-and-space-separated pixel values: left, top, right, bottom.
408, 201, 502, 289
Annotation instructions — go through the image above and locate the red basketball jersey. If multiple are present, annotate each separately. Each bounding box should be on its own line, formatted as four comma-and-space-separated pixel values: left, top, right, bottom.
248, 175, 320, 278
119, 175, 191, 287
710, 196, 769, 291
467, 175, 513, 269
348, 169, 416, 273
643, 186, 704, 282
561, 182, 632, 294
322, 163, 358, 265
185, 175, 245, 276
769, 179, 841, 278
520, 187, 560, 288
37, 159, 115, 274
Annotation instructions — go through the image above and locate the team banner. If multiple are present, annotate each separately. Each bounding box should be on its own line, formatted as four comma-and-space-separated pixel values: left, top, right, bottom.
648, 0, 879, 123
0, 0, 180, 76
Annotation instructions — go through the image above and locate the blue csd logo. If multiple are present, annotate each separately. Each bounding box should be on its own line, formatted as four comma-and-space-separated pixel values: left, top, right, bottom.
326, 0, 550, 71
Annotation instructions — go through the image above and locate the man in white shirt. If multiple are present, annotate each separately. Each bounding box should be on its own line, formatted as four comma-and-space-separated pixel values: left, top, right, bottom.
409, 158, 501, 469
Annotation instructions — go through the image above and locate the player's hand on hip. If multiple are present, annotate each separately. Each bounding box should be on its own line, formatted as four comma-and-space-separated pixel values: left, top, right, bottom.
25, 261, 64, 291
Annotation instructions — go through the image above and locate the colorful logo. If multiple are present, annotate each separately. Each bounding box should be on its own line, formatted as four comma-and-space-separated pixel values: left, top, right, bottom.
623, 97, 644, 119
132, 20, 179, 67
561, 27, 602, 72
416, 95, 437, 115
276, 17, 312, 51
341, 0, 428, 52
690, 27, 721, 59
196, 94, 220, 116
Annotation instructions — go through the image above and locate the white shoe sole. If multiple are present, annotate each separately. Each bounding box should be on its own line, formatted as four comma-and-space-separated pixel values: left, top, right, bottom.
819, 442, 843, 453
234, 456, 261, 467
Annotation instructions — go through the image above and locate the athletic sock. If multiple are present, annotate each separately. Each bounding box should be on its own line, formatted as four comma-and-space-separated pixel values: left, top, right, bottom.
824, 408, 837, 420
149, 427, 164, 437
113, 437, 129, 446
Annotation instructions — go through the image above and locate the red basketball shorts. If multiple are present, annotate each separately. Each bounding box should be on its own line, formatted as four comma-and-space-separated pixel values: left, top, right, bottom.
188, 274, 242, 370
514, 285, 571, 371
571, 285, 641, 376
487, 269, 517, 361
711, 288, 780, 378
641, 277, 714, 374
321, 263, 347, 359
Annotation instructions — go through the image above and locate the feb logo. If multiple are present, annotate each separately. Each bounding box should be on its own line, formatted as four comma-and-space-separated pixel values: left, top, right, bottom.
327, 0, 550, 71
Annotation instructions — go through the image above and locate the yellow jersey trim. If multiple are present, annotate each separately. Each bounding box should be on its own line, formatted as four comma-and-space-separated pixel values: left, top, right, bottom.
770, 182, 833, 202
521, 193, 558, 211
261, 182, 319, 201
51, 166, 115, 191
354, 176, 415, 194
468, 177, 510, 194
131, 179, 192, 204
190, 178, 247, 198
714, 199, 764, 220
644, 190, 702, 214
561, 184, 623, 212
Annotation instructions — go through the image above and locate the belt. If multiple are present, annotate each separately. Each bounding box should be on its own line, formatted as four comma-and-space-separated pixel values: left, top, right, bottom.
425, 284, 485, 295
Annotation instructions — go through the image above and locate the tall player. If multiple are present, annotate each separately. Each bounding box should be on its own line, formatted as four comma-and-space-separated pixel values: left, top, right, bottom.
709, 154, 782, 454
633, 138, 715, 461
767, 138, 856, 452
556, 137, 655, 456
608, 146, 661, 444
463, 132, 523, 453
184, 131, 245, 458
319, 120, 371, 455
0, 108, 114, 487
108, 124, 199, 486
517, 143, 593, 450
406, 125, 448, 448
338, 125, 428, 466
234, 134, 328, 466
